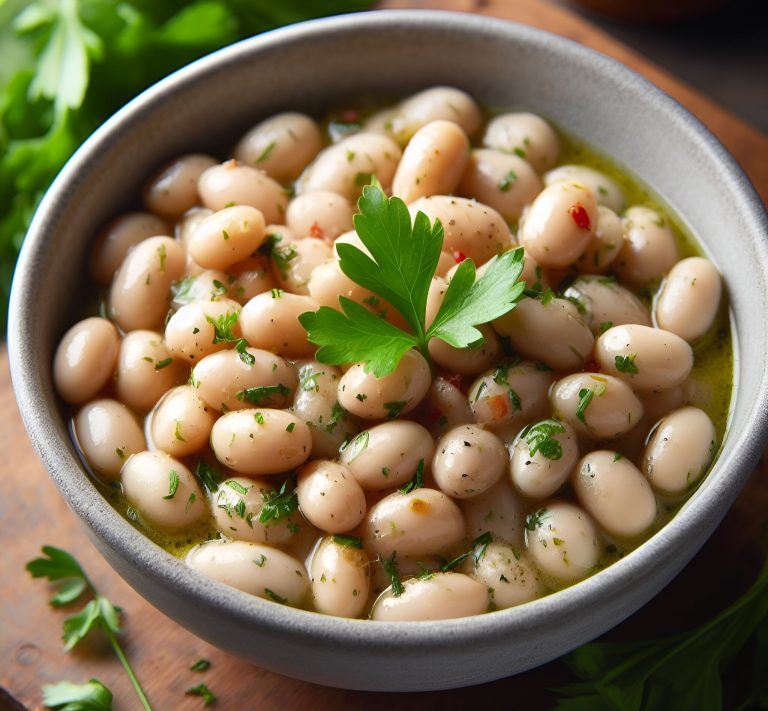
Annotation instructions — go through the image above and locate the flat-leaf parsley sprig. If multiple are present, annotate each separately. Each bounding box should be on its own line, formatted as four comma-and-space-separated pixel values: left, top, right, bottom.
27, 545, 153, 711
299, 183, 526, 377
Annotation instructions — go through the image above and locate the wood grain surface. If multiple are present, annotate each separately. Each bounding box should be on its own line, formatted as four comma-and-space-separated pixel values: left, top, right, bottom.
2, 1, 767, 709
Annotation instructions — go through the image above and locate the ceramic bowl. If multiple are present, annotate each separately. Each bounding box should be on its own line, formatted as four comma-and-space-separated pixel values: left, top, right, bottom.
8, 10, 768, 691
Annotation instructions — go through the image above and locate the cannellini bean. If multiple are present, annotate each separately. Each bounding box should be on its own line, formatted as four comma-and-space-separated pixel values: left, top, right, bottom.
614, 206, 678, 287
299, 132, 402, 200
510, 419, 579, 499
408, 196, 512, 266
213, 476, 299, 544
109, 236, 186, 331
198, 161, 288, 224
543, 165, 625, 213
74, 399, 146, 481
296, 460, 366, 533
186, 540, 309, 606
418, 376, 473, 436
310, 537, 370, 618
371, 572, 488, 621
226, 255, 275, 304
164, 298, 241, 364
234, 112, 323, 182
188, 205, 266, 270
144, 153, 217, 219
150, 385, 217, 457
458, 148, 542, 223
90, 212, 170, 283
524, 500, 601, 583
482, 112, 559, 172
337, 350, 431, 420
595, 324, 694, 391
639, 385, 687, 423
285, 190, 354, 241
271, 237, 333, 295
364, 488, 465, 558
432, 425, 506, 499
519, 182, 597, 268
339, 420, 434, 491
460, 479, 524, 545
392, 120, 470, 203
469, 360, 554, 431
292, 361, 358, 459
383, 86, 482, 145
463, 543, 543, 609
642, 406, 717, 494
210, 409, 311, 475
121, 451, 206, 530
239, 290, 318, 358
574, 206, 623, 273
53, 317, 119, 404
550, 372, 643, 440
493, 296, 594, 371
564, 275, 651, 335
115, 330, 178, 413
655, 257, 722, 341
176, 206, 214, 252
191, 347, 296, 413
572, 451, 657, 538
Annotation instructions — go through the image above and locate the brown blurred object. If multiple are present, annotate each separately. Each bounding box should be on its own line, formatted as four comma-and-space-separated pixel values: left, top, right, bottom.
564, 0, 727, 24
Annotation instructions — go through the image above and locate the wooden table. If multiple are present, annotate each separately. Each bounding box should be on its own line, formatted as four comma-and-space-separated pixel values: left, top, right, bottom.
2, 1, 767, 709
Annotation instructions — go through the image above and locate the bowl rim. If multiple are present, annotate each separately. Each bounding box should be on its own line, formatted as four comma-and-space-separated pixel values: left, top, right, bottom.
8, 7, 768, 659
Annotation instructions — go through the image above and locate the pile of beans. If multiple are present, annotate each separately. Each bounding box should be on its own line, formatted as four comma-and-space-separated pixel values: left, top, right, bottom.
53, 87, 729, 621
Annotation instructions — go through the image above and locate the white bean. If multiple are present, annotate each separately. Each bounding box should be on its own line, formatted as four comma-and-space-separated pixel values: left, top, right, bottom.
188, 205, 266, 270
144, 153, 217, 219
310, 537, 370, 618
482, 112, 560, 172
164, 298, 241, 364
564, 275, 651, 335
595, 324, 694, 391
121, 450, 206, 530
614, 206, 678, 287
186, 540, 309, 606
572, 451, 657, 538
150, 385, 217, 457
463, 543, 543, 609
239, 290, 318, 358
285, 190, 354, 241
574, 206, 624, 273
296, 460, 366, 533
115, 330, 178, 413
74, 399, 146, 481
460, 479, 524, 546
524, 500, 601, 583
339, 420, 434, 491
53, 317, 119, 404
543, 165, 625, 212
655, 257, 722, 341
271, 237, 333, 295
642, 406, 717, 494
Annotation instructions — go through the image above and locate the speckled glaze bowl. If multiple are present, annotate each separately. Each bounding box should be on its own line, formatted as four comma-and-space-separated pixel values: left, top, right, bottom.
8, 10, 768, 691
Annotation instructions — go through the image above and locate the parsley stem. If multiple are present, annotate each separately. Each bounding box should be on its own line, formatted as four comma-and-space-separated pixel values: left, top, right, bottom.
104, 628, 153, 711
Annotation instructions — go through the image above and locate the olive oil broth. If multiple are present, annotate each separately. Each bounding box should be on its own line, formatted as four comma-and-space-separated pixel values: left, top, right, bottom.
68, 100, 733, 612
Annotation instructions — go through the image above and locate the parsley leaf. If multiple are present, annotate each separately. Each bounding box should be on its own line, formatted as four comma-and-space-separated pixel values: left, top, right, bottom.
235, 383, 290, 405
378, 552, 405, 597
259, 481, 298, 525
332, 534, 364, 549
441, 532, 493, 572
399, 459, 425, 494
186, 683, 217, 706
523, 418, 565, 460
299, 184, 526, 377
194, 459, 221, 494
42, 679, 113, 711
615, 354, 640, 374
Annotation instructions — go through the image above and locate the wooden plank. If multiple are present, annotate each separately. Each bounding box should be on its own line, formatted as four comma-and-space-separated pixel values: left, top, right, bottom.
1, 1, 766, 709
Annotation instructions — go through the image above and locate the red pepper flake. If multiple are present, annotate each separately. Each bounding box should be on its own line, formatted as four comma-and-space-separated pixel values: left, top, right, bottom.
341, 109, 360, 123
309, 221, 324, 239
569, 203, 591, 230
452, 250, 468, 264
488, 395, 509, 420
583, 359, 601, 373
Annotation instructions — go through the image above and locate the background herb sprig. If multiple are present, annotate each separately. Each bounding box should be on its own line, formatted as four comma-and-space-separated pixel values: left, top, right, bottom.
0, 0, 373, 332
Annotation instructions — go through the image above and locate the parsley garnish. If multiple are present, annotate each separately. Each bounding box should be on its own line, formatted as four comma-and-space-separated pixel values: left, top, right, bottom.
498, 169, 518, 192
185, 683, 217, 706
298, 184, 525, 377
163, 469, 179, 499
614, 354, 640, 374
332, 534, 364, 549
235, 383, 290, 405
27, 547, 152, 710
441, 532, 493, 572
264, 588, 288, 604
190, 659, 211, 672
255, 141, 276, 163
194, 460, 221, 494
576, 382, 607, 423
384, 400, 407, 418
259, 481, 298, 525
598, 321, 614, 335
399, 459, 425, 494
523, 418, 565, 460
378, 552, 405, 597
154, 357, 173, 370
272, 243, 298, 279
525, 508, 552, 531
205, 311, 254, 366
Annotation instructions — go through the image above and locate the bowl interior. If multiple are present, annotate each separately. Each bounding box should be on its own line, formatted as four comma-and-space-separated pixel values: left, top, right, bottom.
8, 10, 768, 691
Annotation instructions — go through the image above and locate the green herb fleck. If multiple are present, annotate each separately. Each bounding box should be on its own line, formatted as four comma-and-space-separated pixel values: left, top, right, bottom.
163, 469, 180, 499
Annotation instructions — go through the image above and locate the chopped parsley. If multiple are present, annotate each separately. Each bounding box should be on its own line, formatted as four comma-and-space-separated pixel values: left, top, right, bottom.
441, 532, 493, 572
185, 683, 217, 706
259, 481, 298, 525
162, 469, 179, 500
522, 418, 565, 460
614, 354, 640, 374
384, 400, 407, 418
576, 382, 606, 423
378, 552, 405, 596
190, 659, 211, 672
498, 169, 518, 192
235, 383, 290, 404
154, 357, 173, 370
332, 534, 364, 549
194, 460, 222, 494
264, 588, 288, 604
399, 459, 425, 494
